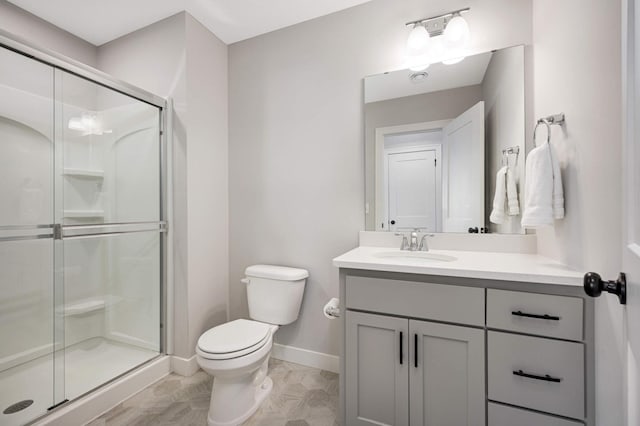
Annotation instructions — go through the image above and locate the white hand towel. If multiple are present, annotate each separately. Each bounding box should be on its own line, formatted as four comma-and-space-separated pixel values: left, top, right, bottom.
551, 146, 564, 219
521, 141, 564, 228
490, 166, 508, 224
506, 167, 520, 216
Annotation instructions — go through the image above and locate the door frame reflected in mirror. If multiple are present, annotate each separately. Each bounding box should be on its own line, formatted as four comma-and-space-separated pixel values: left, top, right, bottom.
375, 120, 449, 232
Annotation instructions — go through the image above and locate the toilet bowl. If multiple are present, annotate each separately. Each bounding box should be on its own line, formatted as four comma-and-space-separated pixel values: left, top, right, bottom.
196, 265, 308, 426
197, 319, 278, 426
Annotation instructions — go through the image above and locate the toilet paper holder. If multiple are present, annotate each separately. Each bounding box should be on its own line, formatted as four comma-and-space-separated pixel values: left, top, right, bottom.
323, 298, 341, 318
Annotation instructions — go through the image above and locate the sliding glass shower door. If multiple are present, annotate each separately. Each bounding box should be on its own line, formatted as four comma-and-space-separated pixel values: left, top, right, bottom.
55, 69, 163, 401
0, 44, 57, 426
0, 41, 165, 426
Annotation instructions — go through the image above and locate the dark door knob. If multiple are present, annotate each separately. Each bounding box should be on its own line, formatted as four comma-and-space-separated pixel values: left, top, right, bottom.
583, 272, 627, 305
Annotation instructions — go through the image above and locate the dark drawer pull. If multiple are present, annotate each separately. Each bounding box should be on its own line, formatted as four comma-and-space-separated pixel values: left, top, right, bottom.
513, 369, 562, 383
399, 332, 403, 365
511, 310, 560, 321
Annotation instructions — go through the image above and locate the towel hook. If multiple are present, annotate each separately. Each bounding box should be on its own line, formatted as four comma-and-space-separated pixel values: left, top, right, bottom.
501, 146, 520, 168
533, 118, 551, 147
533, 113, 565, 147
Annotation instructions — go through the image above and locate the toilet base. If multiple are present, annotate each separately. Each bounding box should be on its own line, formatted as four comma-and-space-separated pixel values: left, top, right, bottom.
207, 376, 273, 426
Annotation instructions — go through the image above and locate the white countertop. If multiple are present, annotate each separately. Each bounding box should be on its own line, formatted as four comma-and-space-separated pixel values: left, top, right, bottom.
333, 246, 585, 287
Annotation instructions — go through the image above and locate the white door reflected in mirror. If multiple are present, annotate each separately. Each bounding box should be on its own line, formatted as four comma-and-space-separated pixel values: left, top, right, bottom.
377, 102, 484, 233
442, 101, 485, 232
386, 147, 440, 232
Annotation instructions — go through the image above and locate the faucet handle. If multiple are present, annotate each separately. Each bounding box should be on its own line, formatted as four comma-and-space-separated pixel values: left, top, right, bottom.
395, 233, 410, 250
419, 233, 435, 251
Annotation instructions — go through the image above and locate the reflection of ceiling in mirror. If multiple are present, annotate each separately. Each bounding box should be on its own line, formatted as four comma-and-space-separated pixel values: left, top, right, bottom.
364, 51, 493, 104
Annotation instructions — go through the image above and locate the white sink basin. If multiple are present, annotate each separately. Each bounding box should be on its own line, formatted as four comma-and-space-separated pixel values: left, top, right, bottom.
372, 251, 457, 262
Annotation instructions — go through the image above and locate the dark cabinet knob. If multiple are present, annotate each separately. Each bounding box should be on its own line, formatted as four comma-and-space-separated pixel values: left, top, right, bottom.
583, 272, 627, 305
468, 227, 479, 233
390, 220, 396, 225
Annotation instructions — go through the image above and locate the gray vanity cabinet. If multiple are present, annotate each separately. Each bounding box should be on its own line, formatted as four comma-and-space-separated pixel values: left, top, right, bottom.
344, 278, 486, 426
409, 320, 485, 426
340, 273, 594, 426
345, 311, 409, 426
345, 311, 485, 426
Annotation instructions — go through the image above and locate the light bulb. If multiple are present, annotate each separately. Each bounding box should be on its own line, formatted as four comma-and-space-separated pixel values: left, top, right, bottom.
406, 23, 431, 71
443, 15, 470, 49
427, 36, 445, 62
407, 24, 430, 54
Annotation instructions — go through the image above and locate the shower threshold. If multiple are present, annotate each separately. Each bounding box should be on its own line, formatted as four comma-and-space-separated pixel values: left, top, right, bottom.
0, 337, 158, 426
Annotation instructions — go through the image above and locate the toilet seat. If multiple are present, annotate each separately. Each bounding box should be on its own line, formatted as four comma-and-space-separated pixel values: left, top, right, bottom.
197, 319, 272, 360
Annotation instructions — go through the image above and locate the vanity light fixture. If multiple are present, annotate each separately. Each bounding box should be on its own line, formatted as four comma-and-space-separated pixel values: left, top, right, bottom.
405, 7, 471, 70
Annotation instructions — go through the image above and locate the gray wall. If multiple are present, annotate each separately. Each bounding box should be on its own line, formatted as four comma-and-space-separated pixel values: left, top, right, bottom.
98, 13, 229, 359
0, 0, 97, 66
184, 13, 229, 355
482, 46, 525, 234
364, 85, 484, 231
228, 0, 533, 356
532, 1, 624, 424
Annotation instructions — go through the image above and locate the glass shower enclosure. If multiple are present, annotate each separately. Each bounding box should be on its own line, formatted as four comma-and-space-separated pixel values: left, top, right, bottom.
0, 34, 166, 426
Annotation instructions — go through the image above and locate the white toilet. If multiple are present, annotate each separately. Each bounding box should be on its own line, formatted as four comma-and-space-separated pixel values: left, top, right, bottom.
196, 264, 308, 426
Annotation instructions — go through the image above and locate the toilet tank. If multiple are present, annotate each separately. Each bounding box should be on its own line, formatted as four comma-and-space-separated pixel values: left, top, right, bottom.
244, 265, 308, 325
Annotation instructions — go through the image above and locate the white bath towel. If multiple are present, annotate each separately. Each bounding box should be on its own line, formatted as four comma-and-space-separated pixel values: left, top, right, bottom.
521, 141, 564, 228
490, 166, 508, 224
506, 167, 520, 216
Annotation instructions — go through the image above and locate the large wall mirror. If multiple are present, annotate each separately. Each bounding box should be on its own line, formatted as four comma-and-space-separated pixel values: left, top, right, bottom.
364, 44, 526, 234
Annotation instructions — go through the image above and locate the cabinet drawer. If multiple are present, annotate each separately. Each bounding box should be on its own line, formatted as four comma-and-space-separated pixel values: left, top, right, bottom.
346, 276, 484, 326
488, 402, 583, 426
487, 289, 583, 341
488, 331, 584, 420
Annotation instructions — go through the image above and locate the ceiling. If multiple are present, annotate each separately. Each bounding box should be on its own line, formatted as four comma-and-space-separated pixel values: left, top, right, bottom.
8, 0, 374, 45
364, 51, 493, 104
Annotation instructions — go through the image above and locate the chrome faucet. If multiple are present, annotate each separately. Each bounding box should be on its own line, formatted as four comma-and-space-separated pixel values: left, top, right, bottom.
419, 233, 435, 251
409, 230, 419, 251
396, 229, 426, 251
395, 233, 410, 250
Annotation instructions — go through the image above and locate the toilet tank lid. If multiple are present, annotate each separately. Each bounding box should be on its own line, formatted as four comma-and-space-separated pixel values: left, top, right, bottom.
245, 264, 309, 281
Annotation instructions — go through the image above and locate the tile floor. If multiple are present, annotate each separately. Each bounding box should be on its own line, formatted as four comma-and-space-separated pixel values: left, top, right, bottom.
87, 358, 339, 426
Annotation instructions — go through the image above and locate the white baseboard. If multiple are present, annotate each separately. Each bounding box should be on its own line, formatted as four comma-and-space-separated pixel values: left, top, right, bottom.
34, 356, 170, 426
171, 354, 200, 376
271, 343, 339, 373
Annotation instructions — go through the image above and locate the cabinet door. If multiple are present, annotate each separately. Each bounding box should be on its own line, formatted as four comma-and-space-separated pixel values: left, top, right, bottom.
409, 320, 485, 426
346, 311, 409, 426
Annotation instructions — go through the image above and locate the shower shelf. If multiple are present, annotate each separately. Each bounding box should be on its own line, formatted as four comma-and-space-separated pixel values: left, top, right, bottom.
59, 299, 105, 316
63, 168, 104, 179
63, 210, 105, 218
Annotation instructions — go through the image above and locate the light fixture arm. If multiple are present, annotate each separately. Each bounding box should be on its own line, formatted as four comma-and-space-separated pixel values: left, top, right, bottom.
405, 7, 470, 28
